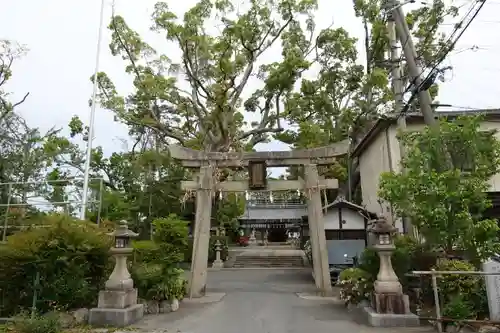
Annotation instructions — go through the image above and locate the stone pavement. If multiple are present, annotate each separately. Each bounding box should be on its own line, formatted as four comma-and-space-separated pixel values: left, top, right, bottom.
132, 269, 435, 333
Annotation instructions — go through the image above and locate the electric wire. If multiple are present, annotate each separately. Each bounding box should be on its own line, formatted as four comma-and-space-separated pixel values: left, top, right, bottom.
398, 0, 486, 118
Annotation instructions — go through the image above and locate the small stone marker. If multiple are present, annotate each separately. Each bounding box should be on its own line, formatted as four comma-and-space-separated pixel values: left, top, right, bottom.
482, 259, 500, 321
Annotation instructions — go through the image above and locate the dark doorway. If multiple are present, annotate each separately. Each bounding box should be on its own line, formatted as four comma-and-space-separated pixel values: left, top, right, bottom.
268, 228, 287, 242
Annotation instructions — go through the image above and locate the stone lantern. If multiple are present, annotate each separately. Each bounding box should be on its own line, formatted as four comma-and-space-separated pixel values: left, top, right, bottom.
89, 220, 144, 327
370, 217, 401, 295
212, 239, 224, 269
361, 216, 419, 327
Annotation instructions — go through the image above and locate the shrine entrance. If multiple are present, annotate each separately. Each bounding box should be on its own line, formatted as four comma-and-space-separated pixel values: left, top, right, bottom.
169, 143, 348, 298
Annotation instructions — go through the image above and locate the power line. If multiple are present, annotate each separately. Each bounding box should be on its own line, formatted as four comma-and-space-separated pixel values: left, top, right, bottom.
399, 0, 486, 118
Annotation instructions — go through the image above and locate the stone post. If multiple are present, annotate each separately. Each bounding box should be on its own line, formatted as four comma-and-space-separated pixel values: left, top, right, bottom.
89, 221, 144, 327
212, 239, 224, 269
304, 164, 332, 295
189, 165, 214, 298
361, 217, 419, 327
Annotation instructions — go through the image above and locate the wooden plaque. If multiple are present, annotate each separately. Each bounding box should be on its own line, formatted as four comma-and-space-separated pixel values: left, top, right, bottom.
248, 160, 267, 190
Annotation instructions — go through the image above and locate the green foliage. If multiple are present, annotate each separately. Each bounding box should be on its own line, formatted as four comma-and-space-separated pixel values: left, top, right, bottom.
132, 214, 189, 301
215, 193, 244, 233
442, 295, 476, 327
359, 235, 436, 287
433, 259, 488, 320
132, 240, 161, 264
132, 264, 186, 301
281, 0, 458, 180
338, 268, 372, 306
379, 116, 500, 263
95, 0, 320, 152
152, 214, 189, 262
11, 312, 62, 333
0, 214, 111, 317
433, 260, 479, 299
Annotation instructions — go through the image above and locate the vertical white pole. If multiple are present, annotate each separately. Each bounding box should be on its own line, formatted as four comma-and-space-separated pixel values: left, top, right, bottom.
80, 0, 106, 220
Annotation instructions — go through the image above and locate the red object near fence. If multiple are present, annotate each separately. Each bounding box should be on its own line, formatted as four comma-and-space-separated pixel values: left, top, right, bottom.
238, 236, 249, 247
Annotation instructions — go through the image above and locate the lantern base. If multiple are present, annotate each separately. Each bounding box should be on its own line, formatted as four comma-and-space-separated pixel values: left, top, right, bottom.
212, 259, 224, 269
371, 292, 409, 314
97, 288, 138, 309
361, 302, 419, 327
359, 293, 419, 327
88, 303, 144, 327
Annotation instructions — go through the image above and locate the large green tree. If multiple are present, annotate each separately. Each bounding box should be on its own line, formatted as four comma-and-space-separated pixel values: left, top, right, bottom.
94, 0, 324, 152
280, 0, 458, 181
378, 116, 500, 264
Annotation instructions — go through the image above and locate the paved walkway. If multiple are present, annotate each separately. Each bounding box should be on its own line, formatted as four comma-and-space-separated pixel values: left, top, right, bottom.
133, 269, 434, 333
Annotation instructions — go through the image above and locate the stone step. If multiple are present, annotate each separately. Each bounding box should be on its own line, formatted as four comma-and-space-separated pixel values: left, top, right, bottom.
233, 255, 304, 268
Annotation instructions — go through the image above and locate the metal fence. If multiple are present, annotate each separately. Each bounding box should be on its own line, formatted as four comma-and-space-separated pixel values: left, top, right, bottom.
0, 178, 104, 242
411, 269, 500, 332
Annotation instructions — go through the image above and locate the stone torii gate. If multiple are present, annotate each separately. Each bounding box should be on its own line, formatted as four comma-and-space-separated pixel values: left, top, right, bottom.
169, 142, 349, 297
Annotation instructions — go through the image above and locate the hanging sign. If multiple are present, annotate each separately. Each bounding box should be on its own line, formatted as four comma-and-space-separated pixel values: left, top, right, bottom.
248, 160, 267, 190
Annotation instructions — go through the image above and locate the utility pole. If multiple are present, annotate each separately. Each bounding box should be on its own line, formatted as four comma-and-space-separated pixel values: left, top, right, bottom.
386, 3, 413, 235
80, 0, 106, 220
391, 0, 437, 127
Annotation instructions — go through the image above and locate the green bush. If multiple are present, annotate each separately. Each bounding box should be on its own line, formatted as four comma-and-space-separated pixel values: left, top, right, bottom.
338, 268, 372, 306
132, 264, 186, 301
433, 259, 488, 320
12, 312, 62, 333
0, 214, 111, 317
434, 259, 479, 297
132, 214, 189, 301
442, 295, 476, 330
132, 240, 161, 264
153, 215, 189, 249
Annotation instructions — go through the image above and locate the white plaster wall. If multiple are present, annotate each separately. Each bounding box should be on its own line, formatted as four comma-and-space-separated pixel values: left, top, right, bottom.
477, 120, 500, 191
323, 209, 340, 229
341, 208, 366, 229
323, 208, 366, 230
359, 129, 394, 218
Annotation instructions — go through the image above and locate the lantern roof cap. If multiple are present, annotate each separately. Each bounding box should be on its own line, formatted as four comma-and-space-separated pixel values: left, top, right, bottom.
369, 216, 397, 234
108, 220, 139, 238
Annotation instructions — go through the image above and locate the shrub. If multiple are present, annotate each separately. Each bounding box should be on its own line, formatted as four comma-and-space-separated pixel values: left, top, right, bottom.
152, 215, 189, 264
433, 259, 489, 320
132, 214, 189, 301
338, 268, 373, 306
152, 215, 189, 249
0, 214, 111, 317
132, 240, 161, 264
433, 259, 479, 298
12, 312, 62, 333
442, 295, 476, 330
132, 264, 186, 301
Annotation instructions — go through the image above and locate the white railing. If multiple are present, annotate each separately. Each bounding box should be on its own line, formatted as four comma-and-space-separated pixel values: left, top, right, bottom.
411, 269, 500, 332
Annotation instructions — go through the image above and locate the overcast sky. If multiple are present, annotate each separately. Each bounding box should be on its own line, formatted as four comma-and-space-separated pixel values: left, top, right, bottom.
1, 0, 499, 158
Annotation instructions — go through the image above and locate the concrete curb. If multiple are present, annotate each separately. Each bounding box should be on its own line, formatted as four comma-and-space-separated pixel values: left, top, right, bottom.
296, 292, 343, 304
182, 292, 226, 304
